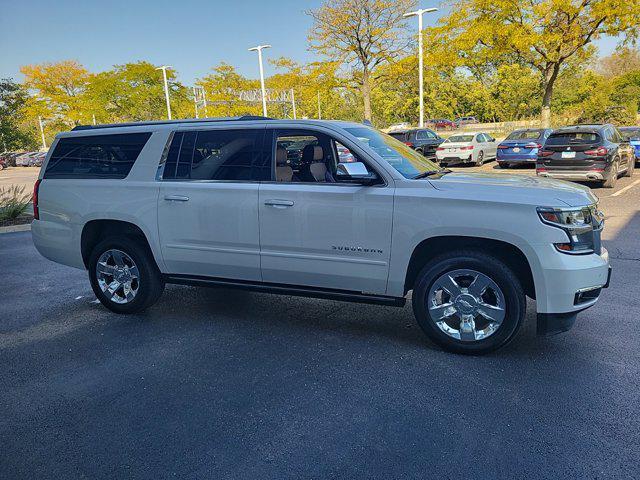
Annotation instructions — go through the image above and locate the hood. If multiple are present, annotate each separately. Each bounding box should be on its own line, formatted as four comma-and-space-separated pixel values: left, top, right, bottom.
428, 172, 597, 207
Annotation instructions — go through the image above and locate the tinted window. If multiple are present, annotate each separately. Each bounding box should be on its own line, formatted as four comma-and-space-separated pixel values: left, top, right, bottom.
162, 129, 269, 181
620, 128, 640, 140
506, 130, 544, 140
416, 130, 437, 140
44, 133, 151, 179
388, 132, 407, 141
546, 132, 601, 146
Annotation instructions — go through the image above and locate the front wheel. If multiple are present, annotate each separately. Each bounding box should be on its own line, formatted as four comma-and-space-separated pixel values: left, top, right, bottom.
88, 236, 165, 314
412, 250, 526, 354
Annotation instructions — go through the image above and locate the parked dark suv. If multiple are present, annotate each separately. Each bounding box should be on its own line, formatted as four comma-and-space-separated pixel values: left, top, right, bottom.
537, 124, 635, 188
388, 128, 444, 158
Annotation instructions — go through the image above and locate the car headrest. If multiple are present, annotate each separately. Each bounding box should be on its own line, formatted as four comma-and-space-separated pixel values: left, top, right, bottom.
276, 147, 288, 165
302, 144, 324, 163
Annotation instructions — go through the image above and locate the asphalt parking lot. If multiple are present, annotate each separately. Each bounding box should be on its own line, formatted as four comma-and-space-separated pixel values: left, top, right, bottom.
1, 161, 640, 479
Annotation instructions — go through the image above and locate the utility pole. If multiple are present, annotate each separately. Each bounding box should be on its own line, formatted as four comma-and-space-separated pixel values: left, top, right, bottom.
248, 45, 271, 116
156, 65, 173, 120
404, 7, 438, 128
317, 91, 321, 120
38, 116, 46, 149
92, 114, 96, 125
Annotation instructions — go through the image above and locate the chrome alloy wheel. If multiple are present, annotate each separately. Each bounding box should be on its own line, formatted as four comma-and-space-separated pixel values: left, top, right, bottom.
427, 269, 506, 341
96, 249, 140, 304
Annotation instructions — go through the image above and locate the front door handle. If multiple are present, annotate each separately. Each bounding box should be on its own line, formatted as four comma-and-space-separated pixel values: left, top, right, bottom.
264, 199, 294, 207
164, 195, 190, 202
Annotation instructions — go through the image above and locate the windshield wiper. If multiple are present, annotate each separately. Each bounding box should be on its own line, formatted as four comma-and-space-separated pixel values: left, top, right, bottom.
412, 168, 452, 180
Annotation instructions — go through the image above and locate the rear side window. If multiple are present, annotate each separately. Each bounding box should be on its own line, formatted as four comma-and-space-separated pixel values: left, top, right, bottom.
44, 133, 151, 179
161, 129, 269, 181
546, 132, 601, 146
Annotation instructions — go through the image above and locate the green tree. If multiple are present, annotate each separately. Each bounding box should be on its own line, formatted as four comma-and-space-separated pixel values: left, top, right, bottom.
197, 63, 259, 117
0, 79, 37, 151
21, 60, 89, 126
425, 0, 640, 127
85, 62, 191, 123
307, 0, 416, 122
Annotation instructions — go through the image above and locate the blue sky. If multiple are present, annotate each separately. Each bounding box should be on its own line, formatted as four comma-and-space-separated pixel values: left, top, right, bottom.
0, 0, 621, 85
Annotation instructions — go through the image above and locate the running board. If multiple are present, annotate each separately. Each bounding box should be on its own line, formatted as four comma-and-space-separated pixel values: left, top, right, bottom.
164, 274, 406, 307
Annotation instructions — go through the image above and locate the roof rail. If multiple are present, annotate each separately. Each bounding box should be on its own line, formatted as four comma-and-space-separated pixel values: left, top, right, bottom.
71, 115, 272, 131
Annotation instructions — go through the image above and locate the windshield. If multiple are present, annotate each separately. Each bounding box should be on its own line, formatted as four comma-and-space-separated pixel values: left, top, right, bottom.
620, 128, 640, 140
344, 126, 440, 179
506, 130, 543, 141
445, 135, 474, 143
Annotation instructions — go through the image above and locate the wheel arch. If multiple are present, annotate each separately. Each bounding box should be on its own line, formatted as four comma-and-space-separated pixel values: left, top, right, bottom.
81, 219, 161, 270
403, 235, 536, 299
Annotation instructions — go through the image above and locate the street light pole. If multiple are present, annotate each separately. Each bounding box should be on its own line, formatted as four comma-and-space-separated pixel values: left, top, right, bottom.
156, 65, 173, 120
404, 7, 438, 128
193, 87, 199, 119
248, 45, 271, 116
291, 88, 297, 119
38, 116, 46, 149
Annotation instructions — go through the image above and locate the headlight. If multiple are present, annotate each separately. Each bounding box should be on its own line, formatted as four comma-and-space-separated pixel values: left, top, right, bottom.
537, 206, 599, 254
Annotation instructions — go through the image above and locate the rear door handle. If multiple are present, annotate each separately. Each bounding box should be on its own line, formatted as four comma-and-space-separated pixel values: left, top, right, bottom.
264, 199, 294, 207
164, 195, 190, 202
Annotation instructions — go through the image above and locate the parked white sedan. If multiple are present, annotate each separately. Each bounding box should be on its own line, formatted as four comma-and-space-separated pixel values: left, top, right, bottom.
435, 132, 498, 166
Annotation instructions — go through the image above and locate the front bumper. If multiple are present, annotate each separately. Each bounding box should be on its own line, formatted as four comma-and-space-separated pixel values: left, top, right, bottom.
535, 247, 611, 335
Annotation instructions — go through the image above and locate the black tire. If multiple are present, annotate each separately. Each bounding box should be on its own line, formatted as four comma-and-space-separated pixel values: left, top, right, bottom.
602, 160, 618, 188
475, 150, 484, 166
88, 236, 165, 314
412, 250, 526, 355
498, 162, 509, 169
624, 157, 634, 178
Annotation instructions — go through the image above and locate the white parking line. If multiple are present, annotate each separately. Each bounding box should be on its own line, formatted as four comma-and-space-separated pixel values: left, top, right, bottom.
611, 179, 640, 197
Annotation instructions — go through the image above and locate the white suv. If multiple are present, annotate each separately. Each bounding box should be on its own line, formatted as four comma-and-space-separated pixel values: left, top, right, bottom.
31, 117, 611, 354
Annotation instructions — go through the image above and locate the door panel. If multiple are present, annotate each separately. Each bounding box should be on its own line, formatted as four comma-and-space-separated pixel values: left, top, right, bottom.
258, 183, 394, 294
158, 182, 261, 280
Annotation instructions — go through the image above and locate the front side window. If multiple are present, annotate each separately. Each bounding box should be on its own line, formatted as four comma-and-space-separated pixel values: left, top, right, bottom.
344, 126, 440, 179
161, 129, 269, 181
44, 132, 151, 179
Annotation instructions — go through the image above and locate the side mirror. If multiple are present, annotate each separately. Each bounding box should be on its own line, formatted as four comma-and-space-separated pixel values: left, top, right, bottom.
336, 161, 377, 184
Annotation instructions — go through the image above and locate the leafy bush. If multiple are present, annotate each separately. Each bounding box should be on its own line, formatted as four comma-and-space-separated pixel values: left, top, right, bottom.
0, 185, 32, 221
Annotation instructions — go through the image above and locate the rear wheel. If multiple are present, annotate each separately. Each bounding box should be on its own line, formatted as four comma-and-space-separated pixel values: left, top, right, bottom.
498, 162, 509, 169
602, 160, 618, 188
412, 250, 526, 354
88, 236, 165, 314
624, 157, 634, 177
475, 150, 484, 166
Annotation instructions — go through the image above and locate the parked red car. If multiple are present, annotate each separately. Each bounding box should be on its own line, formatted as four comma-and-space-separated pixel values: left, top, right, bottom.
426, 119, 457, 130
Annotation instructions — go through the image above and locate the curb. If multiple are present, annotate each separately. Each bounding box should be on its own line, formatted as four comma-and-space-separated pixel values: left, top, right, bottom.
0, 223, 31, 234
